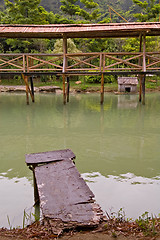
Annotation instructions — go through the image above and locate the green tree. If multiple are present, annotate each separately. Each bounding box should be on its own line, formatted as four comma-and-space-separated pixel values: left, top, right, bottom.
132, 0, 160, 21
1, 0, 49, 24
53, 38, 81, 66
0, 0, 65, 52
53, 38, 81, 54
60, 0, 100, 21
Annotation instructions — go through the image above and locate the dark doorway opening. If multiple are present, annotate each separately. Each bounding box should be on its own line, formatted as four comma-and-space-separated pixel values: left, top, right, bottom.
125, 87, 131, 92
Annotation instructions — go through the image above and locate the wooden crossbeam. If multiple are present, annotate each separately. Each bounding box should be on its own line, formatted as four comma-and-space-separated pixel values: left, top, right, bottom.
27, 56, 63, 71
146, 54, 160, 68
67, 55, 100, 69
104, 68, 141, 71
104, 54, 142, 69
28, 55, 63, 66
28, 68, 62, 72
0, 56, 23, 69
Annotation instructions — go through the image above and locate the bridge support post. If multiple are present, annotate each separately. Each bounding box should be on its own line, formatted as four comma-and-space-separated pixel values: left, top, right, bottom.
63, 35, 67, 105
66, 76, 70, 102
24, 75, 29, 105
30, 76, 35, 102
142, 34, 146, 105
100, 73, 104, 104
139, 75, 142, 102
142, 74, 146, 105
63, 74, 66, 105
139, 34, 142, 102
22, 74, 35, 105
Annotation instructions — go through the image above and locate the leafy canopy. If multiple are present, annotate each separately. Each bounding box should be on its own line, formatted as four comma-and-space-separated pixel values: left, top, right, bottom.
133, 0, 160, 21
60, 0, 100, 21
1, 0, 49, 24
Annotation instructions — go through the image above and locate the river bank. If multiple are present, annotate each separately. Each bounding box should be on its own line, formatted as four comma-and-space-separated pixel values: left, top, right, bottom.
0, 83, 160, 94
0, 217, 160, 240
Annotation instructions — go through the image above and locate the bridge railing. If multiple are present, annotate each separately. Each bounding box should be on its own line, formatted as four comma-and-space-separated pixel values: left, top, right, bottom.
103, 52, 143, 71
0, 52, 159, 73
26, 54, 63, 72
0, 54, 25, 72
145, 52, 160, 71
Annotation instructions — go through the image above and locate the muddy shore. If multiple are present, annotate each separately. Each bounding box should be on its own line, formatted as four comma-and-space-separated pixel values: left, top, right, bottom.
0, 84, 160, 94
0, 218, 160, 240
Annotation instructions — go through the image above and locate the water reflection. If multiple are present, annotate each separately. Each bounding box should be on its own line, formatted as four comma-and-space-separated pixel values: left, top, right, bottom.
0, 92, 160, 227
118, 94, 138, 109
83, 172, 160, 219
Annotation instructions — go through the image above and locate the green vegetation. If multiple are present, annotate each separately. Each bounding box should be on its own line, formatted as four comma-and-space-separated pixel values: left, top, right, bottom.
136, 211, 157, 236
60, 0, 100, 21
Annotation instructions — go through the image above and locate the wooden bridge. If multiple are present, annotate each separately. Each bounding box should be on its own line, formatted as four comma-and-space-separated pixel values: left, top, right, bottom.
1, 22, 160, 104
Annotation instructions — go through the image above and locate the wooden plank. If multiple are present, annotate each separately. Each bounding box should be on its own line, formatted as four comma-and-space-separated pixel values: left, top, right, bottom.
25, 149, 75, 165
34, 159, 103, 228
143, 34, 146, 72
25, 150, 104, 234
100, 73, 104, 105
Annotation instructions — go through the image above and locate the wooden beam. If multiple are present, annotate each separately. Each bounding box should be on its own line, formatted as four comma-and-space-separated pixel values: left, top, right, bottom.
63, 74, 66, 104
22, 73, 34, 104
63, 36, 67, 73
30, 76, 35, 102
142, 74, 146, 105
143, 34, 146, 72
66, 76, 70, 103
139, 75, 142, 102
63, 35, 68, 104
25, 75, 29, 105
33, 167, 40, 204
142, 34, 146, 105
139, 34, 142, 102
100, 73, 104, 104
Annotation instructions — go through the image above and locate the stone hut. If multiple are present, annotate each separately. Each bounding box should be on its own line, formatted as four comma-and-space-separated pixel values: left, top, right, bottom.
118, 77, 138, 93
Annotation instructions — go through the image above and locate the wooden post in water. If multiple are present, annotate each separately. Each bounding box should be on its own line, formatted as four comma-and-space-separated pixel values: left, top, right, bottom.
22, 74, 34, 104
33, 168, 40, 204
24, 75, 29, 105
66, 76, 70, 102
63, 35, 67, 104
142, 34, 146, 105
139, 34, 142, 102
30, 76, 35, 102
100, 73, 104, 104
28, 165, 40, 204
63, 74, 66, 105
142, 74, 146, 105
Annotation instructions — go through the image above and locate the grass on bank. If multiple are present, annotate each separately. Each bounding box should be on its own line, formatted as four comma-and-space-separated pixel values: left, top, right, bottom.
2, 209, 160, 239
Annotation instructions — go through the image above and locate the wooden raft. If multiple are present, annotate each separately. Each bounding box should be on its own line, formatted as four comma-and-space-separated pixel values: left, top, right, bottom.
25, 149, 104, 234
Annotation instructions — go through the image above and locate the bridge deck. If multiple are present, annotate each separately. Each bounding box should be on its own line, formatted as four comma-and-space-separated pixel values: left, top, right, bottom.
1, 22, 160, 39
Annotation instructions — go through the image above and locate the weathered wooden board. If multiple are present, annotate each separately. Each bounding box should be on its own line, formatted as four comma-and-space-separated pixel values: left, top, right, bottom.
26, 149, 104, 234
35, 159, 98, 222
25, 149, 75, 165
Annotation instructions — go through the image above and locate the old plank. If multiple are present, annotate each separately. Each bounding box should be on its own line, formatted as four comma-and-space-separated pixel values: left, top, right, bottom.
34, 159, 103, 225
25, 149, 75, 165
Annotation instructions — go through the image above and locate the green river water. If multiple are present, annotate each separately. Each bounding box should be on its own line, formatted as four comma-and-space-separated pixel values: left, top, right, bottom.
0, 92, 160, 228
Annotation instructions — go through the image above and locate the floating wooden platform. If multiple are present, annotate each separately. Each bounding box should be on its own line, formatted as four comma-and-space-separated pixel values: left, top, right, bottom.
25, 149, 104, 234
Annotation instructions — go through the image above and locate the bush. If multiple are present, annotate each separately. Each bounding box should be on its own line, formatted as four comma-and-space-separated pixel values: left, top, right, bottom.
85, 75, 117, 83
